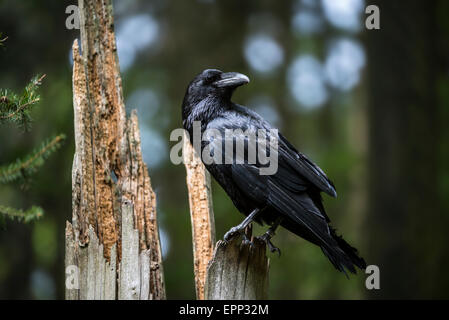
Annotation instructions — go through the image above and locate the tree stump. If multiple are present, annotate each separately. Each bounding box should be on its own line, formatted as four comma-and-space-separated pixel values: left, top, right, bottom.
205, 237, 269, 300
65, 0, 165, 300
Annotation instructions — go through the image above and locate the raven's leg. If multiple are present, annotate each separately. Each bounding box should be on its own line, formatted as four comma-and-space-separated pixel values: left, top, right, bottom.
223, 208, 261, 241
258, 217, 282, 256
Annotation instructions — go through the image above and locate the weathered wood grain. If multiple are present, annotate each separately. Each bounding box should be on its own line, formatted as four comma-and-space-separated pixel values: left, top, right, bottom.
183, 131, 216, 300
65, 0, 165, 300
205, 237, 269, 300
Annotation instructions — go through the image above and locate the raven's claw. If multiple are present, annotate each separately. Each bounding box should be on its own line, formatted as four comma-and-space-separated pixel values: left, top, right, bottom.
267, 240, 281, 257
257, 232, 281, 257
223, 226, 244, 242
223, 208, 261, 242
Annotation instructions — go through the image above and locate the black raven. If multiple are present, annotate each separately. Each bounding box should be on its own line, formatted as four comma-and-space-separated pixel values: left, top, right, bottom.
182, 69, 366, 274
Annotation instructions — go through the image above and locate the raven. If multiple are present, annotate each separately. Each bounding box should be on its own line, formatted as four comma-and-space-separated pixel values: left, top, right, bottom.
182, 69, 366, 274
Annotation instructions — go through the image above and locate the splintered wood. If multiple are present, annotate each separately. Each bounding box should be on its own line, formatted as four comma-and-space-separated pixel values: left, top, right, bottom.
66, 0, 165, 300
205, 238, 269, 300
183, 131, 216, 300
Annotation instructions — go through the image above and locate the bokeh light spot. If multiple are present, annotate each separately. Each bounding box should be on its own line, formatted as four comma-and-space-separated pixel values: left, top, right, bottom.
244, 34, 284, 74
287, 55, 328, 109
116, 14, 159, 71
321, 0, 364, 32
324, 38, 365, 91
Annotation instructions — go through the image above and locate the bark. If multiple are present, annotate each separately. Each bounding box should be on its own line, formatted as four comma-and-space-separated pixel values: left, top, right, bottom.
205, 238, 269, 300
183, 132, 216, 300
65, 0, 165, 300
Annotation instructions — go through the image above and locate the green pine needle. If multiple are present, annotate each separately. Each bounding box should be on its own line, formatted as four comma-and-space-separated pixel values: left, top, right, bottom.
0, 74, 46, 131
0, 204, 43, 223
0, 38, 63, 225
0, 134, 66, 185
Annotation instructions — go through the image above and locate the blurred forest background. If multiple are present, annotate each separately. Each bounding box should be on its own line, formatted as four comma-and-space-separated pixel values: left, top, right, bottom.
1, 0, 449, 299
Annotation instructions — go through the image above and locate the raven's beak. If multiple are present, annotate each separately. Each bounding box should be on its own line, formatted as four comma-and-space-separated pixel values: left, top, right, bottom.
213, 72, 250, 88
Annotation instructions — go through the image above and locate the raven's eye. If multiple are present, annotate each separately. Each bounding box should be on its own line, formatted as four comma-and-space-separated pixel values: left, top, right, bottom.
204, 72, 219, 84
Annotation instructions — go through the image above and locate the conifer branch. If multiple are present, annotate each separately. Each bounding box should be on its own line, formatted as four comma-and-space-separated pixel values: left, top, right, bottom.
0, 74, 46, 130
0, 98, 40, 119
0, 205, 43, 223
0, 33, 64, 224
0, 134, 66, 185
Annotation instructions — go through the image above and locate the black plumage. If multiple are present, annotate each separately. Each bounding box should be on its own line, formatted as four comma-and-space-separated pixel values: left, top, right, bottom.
182, 69, 366, 274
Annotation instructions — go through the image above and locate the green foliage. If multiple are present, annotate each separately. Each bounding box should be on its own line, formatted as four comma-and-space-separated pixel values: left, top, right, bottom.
0, 33, 65, 224
0, 134, 66, 185
0, 74, 45, 131
0, 205, 43, 223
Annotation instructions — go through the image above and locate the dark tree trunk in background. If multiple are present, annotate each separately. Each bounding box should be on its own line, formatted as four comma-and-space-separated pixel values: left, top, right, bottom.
366, 0, 449, 298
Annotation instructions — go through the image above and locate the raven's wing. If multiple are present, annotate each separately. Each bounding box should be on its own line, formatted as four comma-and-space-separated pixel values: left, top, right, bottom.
229, 159, 330, 227
205, 114, 362, 273
277, 133, 337, 198
229, 141, 361, 272
204, 113, 332, 223
230, 158, 361, 273
232, 104, 337, 197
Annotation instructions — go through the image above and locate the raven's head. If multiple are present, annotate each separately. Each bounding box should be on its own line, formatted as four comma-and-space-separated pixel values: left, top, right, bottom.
182, 69, 249, 122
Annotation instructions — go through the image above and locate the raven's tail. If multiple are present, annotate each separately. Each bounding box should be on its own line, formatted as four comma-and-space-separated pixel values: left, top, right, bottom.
321, 227, 366, 275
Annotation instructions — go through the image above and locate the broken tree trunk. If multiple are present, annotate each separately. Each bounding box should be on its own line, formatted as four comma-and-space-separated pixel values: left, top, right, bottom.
205, 237, 269, 300
65, 0, 165, 300
183, 132, 216, 300
183, 133, 269, 300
